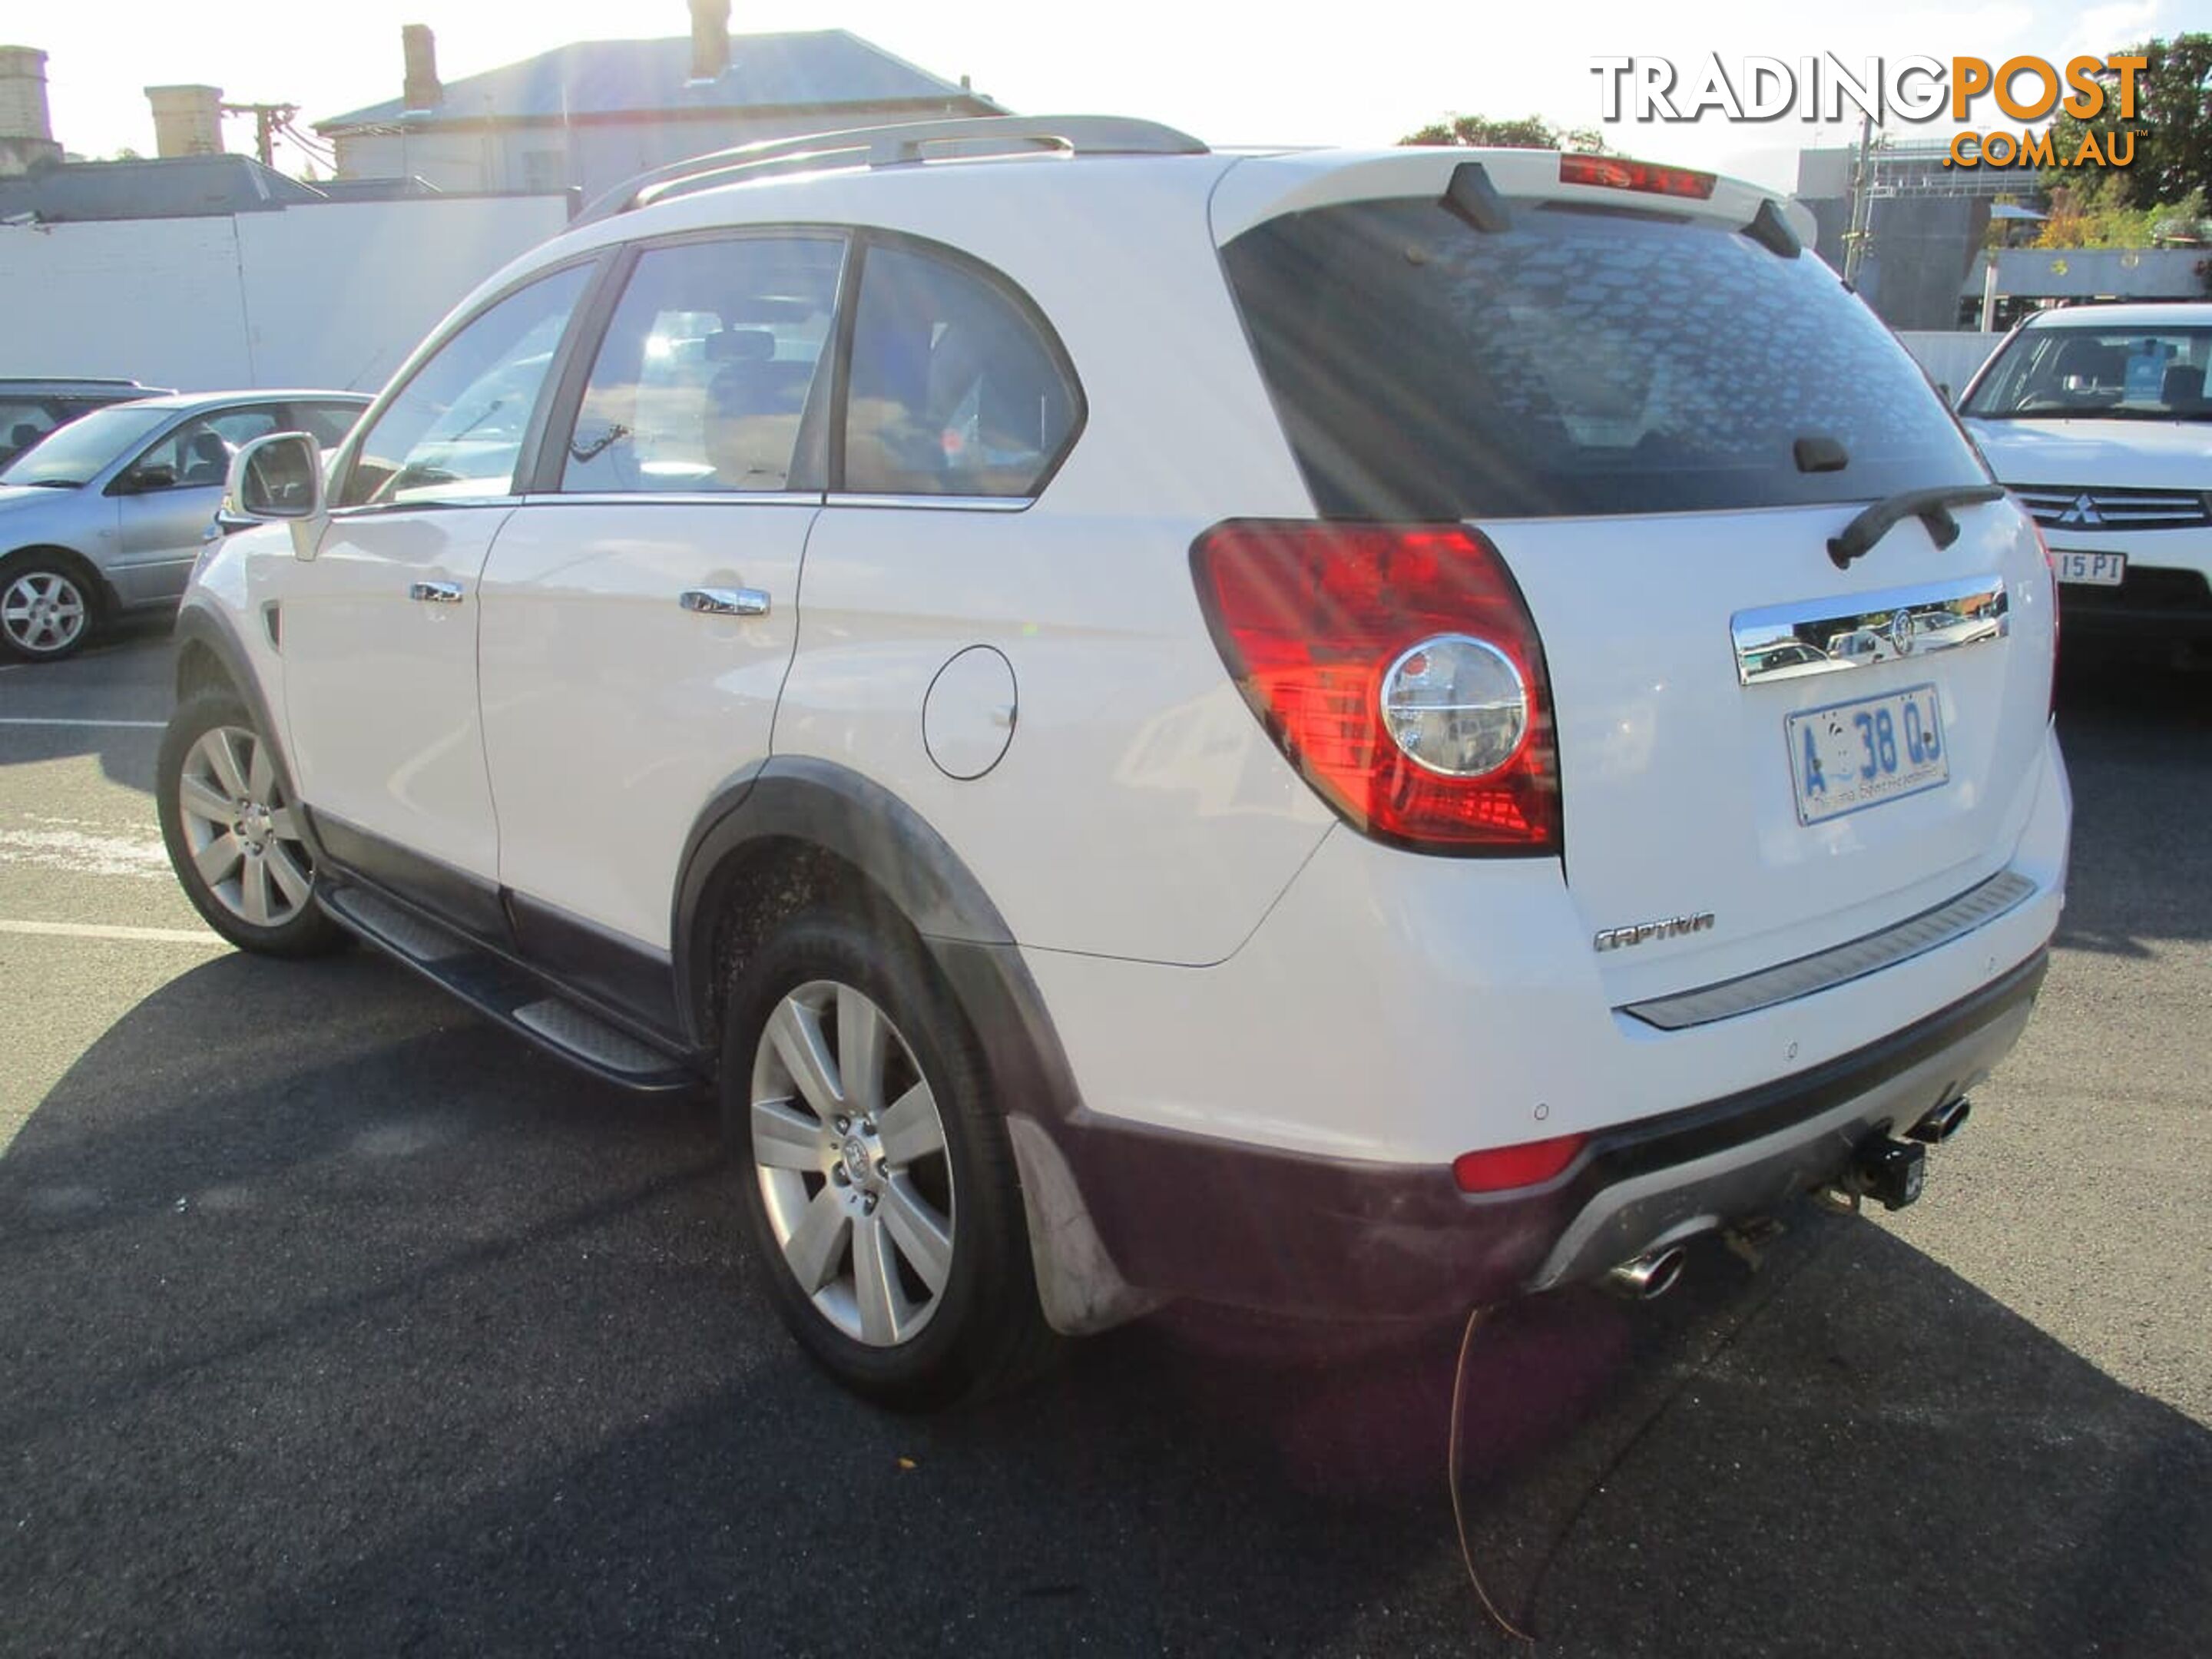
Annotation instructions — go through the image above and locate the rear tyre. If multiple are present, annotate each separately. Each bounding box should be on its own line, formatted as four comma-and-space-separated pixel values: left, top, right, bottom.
157, 690, 346, 957
0, 555, 97, 663
723, 906, 1057, 1409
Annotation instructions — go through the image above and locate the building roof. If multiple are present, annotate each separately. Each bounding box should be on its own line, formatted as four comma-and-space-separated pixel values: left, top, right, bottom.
317, 29, 1000, 134
0, 154, 326, 223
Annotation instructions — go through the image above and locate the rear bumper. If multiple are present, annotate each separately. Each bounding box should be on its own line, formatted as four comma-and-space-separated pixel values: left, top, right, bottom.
1048, 949, 2045, 1320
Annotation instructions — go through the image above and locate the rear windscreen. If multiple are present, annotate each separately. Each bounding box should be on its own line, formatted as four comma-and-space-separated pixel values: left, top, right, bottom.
1220, 198, 1987, 519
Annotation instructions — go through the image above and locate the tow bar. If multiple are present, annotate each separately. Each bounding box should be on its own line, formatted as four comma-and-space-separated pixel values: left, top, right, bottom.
1819, 1133, 1929, 1214
1852, 1137, 1927, 1210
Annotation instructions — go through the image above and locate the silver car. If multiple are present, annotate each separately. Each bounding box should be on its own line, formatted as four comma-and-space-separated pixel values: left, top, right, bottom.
0, 390, 369, 662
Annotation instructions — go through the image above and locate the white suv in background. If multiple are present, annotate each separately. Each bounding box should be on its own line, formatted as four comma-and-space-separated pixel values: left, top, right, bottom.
1960, 301, 2212, 662
161, 120, 2068, 1408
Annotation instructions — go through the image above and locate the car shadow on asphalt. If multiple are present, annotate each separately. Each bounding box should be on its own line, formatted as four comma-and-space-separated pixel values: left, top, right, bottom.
2, 949, 2208, 1656
0, 617, 176, 800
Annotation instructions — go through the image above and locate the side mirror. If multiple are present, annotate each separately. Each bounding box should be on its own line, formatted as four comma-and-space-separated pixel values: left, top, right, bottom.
124, 462, 178, 493
225, 432, 326, 559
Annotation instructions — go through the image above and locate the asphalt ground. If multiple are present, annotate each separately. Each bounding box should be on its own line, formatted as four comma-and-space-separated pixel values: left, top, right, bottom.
1, 624, 2207, 1657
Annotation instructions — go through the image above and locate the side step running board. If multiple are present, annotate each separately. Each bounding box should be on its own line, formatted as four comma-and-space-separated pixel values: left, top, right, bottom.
319, 882, 698, 1094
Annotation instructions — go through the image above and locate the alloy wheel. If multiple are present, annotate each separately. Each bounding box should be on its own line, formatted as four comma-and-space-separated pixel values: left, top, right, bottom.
749, 979, 957, 1347
174, 724, 314, 928
1, 570, 89, 657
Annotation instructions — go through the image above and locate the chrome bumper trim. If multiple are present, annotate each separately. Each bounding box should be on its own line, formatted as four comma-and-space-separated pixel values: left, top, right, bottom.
1621, 869, 2038, 1031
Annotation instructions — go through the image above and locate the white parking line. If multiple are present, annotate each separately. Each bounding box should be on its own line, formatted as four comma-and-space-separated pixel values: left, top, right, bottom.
0, 918, 223, 945
0, 717, 167, 730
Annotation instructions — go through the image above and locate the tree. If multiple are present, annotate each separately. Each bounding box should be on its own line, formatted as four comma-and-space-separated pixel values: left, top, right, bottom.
2032, 174, 2209, 248
1402, 114, 1605, 153
2048, 32, 2212, 204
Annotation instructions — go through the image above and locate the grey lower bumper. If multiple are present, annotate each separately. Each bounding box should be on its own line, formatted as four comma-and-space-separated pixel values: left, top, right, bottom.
1528, 976, 2038, 1291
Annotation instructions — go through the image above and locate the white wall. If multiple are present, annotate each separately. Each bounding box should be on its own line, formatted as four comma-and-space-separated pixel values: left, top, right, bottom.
0, 194, 570, 394
232, 197, 571, 389
0, 217, 250, 389
1896, 330, 2004, 398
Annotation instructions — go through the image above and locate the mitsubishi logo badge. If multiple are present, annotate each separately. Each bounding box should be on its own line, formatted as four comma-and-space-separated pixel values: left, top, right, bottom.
2055, 493, 2104, 528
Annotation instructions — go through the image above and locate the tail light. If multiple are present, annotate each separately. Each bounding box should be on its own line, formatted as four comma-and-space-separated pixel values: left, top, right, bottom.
1190, 521, 1559, 854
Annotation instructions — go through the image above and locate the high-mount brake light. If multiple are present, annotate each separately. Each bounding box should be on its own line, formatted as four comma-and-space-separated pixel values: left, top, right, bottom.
1558, 153, 1716, 200
1452, 1132, 1588, 1194
1190, 522, 1560, 854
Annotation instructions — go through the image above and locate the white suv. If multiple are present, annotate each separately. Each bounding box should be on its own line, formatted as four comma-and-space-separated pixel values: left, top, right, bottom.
1959, 301, 2212, 661
160, 119, 2068, 1407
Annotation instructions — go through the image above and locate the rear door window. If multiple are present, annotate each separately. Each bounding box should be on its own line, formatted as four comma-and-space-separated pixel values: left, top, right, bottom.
290, 401, 367, 447
0, 401, 58, 455
1221, 198, 1986, 519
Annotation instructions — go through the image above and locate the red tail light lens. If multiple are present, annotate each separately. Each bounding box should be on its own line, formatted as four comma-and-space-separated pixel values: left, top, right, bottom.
1190, 521, 1559, 853
1558, 153, 1716, 200
1453, 1132, 1588, 1194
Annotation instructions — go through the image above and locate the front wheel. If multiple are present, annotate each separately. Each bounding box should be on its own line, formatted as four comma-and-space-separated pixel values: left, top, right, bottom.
0, 558, 96, 662
724, 908, 1055, 1409
157, 691, 346, 957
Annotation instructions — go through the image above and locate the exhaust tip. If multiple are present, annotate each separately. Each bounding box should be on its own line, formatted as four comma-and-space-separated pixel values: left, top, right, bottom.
1908, 1096, 1972, 1145
1604, 1244, 1688, 1302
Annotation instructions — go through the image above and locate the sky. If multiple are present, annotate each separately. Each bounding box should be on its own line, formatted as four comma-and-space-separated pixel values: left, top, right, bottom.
13, 0, 2187, 192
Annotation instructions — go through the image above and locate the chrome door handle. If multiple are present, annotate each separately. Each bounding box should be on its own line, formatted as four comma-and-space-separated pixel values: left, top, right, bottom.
680, 587, 771, 617
409, 581, 464, 604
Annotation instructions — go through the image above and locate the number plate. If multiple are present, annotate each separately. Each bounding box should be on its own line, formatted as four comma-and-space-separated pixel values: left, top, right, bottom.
1786, 684, 1949, 826
2052, 550, 2125, 586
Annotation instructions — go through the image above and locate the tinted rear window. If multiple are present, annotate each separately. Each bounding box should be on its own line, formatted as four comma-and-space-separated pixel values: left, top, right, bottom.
1221, 198, 1985, 519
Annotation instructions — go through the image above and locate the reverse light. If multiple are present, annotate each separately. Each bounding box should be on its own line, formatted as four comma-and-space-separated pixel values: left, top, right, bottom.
1557, 153, 1716, 200
1190, 521, 1559, 853
1380, 634, 1530, 778
1453, 1133, 1589, 1194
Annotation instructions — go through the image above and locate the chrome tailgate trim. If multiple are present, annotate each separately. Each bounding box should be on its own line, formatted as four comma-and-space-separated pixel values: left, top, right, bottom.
1732, 573, 2008, 683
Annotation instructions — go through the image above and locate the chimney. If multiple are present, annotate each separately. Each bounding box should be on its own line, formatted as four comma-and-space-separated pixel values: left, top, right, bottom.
0, 45, 63, 177
144, 84, 224, 158
402, 24, 442, 112
689, 0, 731, 81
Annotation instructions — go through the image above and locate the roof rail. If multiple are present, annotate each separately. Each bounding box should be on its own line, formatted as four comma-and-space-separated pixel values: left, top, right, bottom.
575, 114, 1210, 224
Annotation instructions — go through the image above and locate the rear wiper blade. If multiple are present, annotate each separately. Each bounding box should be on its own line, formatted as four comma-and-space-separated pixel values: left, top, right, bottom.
1828, 484, 2005, 570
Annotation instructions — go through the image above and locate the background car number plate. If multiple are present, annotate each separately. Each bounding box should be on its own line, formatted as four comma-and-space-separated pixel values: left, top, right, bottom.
1786, 684, 1949, 825
2053, 550, 2125, 586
